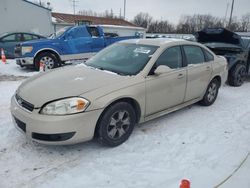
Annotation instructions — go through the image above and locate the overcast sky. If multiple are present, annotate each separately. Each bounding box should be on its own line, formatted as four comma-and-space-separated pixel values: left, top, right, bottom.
46, 0, 250, 24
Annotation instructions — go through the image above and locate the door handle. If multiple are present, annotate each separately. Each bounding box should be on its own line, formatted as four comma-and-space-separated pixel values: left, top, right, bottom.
177, 73, 184, 79
206, 66, 211, 71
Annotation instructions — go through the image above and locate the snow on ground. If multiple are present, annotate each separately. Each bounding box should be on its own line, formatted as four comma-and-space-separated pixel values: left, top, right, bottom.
0, 60, 38, 77
0, 63, 250, 188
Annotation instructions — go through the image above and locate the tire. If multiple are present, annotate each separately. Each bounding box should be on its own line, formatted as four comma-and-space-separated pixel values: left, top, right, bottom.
96, 102, 136, 147
228, 64, 247, 87
34, 52, 60, 71
200, 79, 219, 106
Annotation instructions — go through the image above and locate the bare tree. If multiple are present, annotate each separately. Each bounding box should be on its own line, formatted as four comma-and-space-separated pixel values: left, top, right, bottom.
148, 20, 175, 33
240, 13, 250, 32
133, 13, 153, 28
78, 9, 119, 19
176, 14, 224, 33
227, 17, 241, 31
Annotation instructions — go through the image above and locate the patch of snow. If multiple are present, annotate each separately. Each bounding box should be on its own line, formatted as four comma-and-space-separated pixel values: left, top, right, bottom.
0, 59, 38, 77
0, 79, 250, 188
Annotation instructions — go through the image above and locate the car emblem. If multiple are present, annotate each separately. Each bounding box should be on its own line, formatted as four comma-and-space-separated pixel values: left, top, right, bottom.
17, 99, 22, 105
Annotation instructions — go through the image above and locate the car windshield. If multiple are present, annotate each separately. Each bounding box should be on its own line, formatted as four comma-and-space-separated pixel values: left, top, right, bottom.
49, 27, 71, 39
85, 43, 158, 76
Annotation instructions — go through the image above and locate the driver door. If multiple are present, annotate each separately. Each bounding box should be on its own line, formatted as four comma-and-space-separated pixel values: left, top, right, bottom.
145, 46, 187, 116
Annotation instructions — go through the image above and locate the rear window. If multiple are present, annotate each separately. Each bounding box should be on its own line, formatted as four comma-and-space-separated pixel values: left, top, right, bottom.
183, 45, 205, 65
23, 34, 33, 41
203, 49, 214, 62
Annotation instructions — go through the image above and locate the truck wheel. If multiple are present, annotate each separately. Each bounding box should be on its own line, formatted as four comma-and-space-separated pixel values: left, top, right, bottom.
34, 52, 60, 71
96, 102, 136, 147
200, 79, 219, 106
228, 64, 247, 87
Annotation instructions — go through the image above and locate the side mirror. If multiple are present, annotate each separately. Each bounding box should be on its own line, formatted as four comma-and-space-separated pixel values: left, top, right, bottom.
154, 65, 172, 75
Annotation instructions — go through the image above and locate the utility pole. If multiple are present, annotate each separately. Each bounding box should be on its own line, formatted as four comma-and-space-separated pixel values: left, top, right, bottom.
228, 0, 235, 28
71, 0, 78, 24
71, 0, 78, 15
123, 0, 126, 19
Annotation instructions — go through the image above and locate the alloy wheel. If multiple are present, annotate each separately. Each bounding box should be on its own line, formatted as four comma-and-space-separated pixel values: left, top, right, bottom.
107, 110, 131, 140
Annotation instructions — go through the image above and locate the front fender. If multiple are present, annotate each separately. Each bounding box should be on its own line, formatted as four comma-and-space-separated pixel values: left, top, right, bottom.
84, 83, 146, 123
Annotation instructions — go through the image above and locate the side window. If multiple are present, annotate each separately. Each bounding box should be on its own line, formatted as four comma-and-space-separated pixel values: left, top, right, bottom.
183, 45, 205, 65
155, 46, 182, 69
2, 34, 16, 42
203, 49, 214, 62
87, 27, 100, 37
68, 28, 84, 39
23, 34, 33, 41
32, 35, 40, 40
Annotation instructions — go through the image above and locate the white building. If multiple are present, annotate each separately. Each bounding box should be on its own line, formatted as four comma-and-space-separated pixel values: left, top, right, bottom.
0, 0, 53, 36
51, 12, 145, 37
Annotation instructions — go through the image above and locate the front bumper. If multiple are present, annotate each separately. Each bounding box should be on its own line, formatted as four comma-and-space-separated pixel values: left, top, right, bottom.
10, 96, 103, 145
16, 57, 34, 66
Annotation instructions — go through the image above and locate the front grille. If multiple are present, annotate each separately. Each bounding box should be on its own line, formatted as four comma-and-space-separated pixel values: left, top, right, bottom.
15, 94, 34, 112
14, 117, 26, 132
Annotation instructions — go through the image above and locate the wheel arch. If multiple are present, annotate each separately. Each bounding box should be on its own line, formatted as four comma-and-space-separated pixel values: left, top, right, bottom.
34, 48, 61, 63
94, 97, 142, 137
211, 75, 222, 87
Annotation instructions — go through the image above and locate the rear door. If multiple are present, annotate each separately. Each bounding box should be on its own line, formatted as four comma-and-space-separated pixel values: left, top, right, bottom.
183, 45, 212, 101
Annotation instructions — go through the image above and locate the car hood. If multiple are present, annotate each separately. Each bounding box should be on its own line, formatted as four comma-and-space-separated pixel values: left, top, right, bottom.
195, 28, 243, 46
17, 65, 129, 108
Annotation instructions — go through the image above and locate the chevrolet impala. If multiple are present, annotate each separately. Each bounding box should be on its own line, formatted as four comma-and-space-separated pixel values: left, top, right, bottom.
11, 39, 228, 147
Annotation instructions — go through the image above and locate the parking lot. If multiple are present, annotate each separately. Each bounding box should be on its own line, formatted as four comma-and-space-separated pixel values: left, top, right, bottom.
0, 61, 250, 188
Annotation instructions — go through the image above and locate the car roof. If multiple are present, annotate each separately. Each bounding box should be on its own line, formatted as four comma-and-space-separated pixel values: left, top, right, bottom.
119, 38, 197, 47
0, 32, 43, 38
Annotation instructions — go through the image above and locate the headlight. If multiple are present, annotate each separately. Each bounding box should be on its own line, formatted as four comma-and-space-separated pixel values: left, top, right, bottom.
40, 97, 90, 115
21, 46, 33, 55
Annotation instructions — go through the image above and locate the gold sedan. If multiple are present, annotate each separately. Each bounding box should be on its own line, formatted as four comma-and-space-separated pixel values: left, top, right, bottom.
11, 39, 228, 146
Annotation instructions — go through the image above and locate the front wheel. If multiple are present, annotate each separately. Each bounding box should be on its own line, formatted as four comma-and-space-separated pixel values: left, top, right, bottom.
96, 102, 136, 147
200, 79, 219, 106
34, 52, 60, 71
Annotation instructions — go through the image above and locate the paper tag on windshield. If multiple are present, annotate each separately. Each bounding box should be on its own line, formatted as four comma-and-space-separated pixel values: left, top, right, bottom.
134, 48, 151, 54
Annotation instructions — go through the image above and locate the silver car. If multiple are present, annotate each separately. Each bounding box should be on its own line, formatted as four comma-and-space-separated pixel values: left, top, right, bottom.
11, 39, 228, 146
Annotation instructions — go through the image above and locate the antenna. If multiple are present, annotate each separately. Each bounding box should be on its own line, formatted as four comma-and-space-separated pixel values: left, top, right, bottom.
228, 0, 235, 28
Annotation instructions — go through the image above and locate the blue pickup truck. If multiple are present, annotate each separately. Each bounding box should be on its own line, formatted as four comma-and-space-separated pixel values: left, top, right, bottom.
15, 25, 141, 70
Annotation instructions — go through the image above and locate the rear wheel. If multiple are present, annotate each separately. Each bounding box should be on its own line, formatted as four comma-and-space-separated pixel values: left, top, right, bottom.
34, 52, 60, 71
97, 102, 136, 147
200, 79, 219, 106
228, 64, 247, 87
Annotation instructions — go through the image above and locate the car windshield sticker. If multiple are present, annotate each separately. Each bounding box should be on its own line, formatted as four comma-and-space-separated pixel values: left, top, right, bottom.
134, 47, 151, 54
